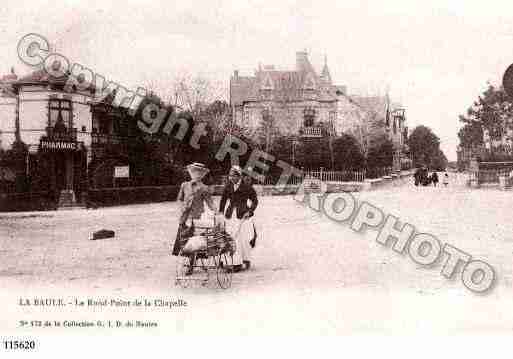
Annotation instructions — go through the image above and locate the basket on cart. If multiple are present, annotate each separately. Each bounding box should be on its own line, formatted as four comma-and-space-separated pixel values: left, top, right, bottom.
174, 219, 235, 289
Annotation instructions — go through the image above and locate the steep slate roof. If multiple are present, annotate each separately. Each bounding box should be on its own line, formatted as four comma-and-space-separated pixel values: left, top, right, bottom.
230, 52, 338, 106
14, 68, 69, 85
320, 55, 332, 84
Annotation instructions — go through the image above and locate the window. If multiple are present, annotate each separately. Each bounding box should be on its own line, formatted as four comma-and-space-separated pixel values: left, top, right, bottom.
49, 99, 72, 129
303, 107, 315, 127
262, 108, 272, 125
303, 74, 316, 90
262, 75, 274, 90
243, 108, 249, 127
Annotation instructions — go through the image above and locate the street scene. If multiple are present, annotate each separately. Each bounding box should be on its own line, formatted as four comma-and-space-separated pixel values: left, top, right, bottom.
1, 173, 512, 333
1, 2, 513, 354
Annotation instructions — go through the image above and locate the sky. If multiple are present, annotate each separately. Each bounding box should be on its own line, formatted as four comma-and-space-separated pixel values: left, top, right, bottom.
2, 0, 513, 160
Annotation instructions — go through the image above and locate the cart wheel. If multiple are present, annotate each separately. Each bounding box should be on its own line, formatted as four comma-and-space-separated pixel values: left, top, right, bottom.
175, 251, 192, 288
216, 251, 233, 289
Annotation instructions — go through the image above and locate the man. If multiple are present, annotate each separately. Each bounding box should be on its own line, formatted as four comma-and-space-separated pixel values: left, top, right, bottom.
219, 166, 259, 271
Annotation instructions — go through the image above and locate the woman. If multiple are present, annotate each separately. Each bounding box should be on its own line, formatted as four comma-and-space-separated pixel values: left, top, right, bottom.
172, 162, 217, 275
219, 166, 259, 272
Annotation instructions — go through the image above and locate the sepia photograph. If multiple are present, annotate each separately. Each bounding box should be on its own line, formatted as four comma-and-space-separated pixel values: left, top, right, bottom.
0, 0, 512, 356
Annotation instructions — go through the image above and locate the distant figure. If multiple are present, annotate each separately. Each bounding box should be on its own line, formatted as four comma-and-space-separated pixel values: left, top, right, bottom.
443, 172, 449, 186
421, 166, 430, 186
431, 172, 439, 187
414, 168, 421, 186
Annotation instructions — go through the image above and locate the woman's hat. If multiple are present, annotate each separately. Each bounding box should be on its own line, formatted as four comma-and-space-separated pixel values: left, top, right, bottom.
186, 162, 210, 180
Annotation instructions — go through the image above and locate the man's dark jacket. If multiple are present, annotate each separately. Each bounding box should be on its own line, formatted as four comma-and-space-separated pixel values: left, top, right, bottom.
219, 181, 258, 219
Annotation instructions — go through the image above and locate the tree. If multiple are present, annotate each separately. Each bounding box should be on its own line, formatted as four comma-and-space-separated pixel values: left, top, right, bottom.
458, 84, 513, 155
294, 138, 331, 170
430, 149, 448, 170
199, 100, 232, 142
367, 135, 394, 169
407, 125, 441, 167
457, 119, 483, 149
254, 108, 282, 153
170, 73, 226, 120
331, 134, 365, 170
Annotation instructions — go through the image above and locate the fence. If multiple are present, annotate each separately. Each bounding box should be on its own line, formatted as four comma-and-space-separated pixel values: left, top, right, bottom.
469, 168, 513, 184
261, 168, 390, 186
303, 169, 366, 182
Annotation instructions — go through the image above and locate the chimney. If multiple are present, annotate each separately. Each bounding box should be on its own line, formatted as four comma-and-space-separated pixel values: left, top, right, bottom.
296, 50, 309, 72
233, 70, 239, 79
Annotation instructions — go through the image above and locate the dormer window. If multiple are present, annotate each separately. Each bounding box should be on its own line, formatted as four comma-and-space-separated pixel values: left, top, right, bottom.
261, 75, 274, 90
303, 73, 316, 90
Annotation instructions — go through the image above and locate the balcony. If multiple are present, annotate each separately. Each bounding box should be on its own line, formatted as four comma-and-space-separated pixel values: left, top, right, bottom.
299, 126, 322, 138
45, 126, 77, 141
91, 133, 124, 145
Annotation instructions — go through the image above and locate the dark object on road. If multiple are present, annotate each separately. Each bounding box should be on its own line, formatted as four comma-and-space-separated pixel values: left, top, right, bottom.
91, 229, 115, 240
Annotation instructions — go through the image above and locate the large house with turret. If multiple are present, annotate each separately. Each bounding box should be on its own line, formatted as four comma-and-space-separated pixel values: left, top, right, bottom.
229, 50, 409, 170
230, 51, 339, 139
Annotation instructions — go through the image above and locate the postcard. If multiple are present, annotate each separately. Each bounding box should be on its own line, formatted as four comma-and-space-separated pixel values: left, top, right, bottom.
1, 1, 512, 357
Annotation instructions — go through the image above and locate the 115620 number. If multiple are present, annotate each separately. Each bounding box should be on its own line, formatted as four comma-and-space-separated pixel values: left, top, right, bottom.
3, 340, 36, 350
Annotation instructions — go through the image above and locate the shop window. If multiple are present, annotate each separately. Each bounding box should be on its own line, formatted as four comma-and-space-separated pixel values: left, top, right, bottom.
49, 99, 72, 129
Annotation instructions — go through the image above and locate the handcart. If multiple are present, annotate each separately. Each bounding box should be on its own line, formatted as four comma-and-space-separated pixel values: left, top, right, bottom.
174, 220, 235, 289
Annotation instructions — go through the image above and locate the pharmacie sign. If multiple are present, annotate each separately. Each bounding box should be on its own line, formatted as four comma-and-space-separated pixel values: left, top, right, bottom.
40, 140, 78, 151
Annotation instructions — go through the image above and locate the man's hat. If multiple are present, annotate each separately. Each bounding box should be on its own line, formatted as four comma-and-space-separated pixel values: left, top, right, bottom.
229, 165, 242, 175
186, 162, 209, 180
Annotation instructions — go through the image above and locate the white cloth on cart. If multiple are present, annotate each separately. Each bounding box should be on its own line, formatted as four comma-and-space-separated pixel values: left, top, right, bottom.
225, 217, 252, 266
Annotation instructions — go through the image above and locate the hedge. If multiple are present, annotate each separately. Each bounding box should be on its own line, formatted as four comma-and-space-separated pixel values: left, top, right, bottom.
86, 185, 181, 207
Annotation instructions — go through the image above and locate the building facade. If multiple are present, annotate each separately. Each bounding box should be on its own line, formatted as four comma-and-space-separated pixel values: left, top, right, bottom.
0, 69, 136, 207
230, 51, 338, 139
